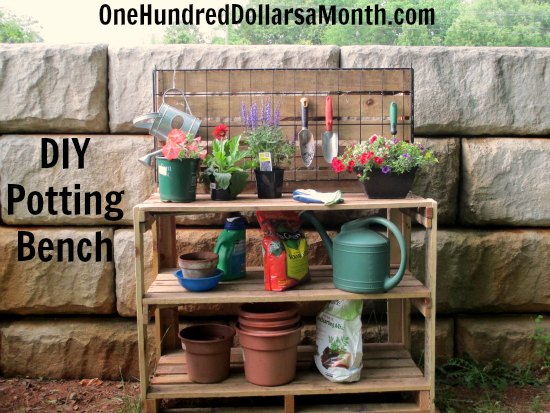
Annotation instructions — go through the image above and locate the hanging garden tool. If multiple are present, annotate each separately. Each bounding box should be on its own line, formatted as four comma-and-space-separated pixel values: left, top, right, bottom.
298, 97, 315, 168
322, 96, 338, 163
390, 101, 398, 139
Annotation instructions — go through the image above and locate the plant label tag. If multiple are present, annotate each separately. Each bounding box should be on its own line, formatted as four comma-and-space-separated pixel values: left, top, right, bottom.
158, 165, 168, 176
259, 152, 273, 171
210, 182, 217, 189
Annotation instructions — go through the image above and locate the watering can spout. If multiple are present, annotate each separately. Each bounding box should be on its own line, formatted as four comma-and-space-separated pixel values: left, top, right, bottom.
299, 211, 333, 264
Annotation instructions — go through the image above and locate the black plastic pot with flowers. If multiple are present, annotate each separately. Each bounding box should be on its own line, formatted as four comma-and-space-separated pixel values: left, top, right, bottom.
242, 101, 294, 199
331, 135, 438, 199
202, 126, 250, 201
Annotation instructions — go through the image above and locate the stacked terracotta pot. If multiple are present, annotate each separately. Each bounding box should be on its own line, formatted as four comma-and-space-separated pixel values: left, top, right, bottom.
236, 302, 302, 386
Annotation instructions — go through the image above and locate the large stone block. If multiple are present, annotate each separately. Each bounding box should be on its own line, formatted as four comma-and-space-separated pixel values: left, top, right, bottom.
412, 138, 460, 224
0, 135, 155, 225
0, 44, 108, 133
460, 138, 550, 226
114, 229, 154, 317
0, 318, 139, 379
456, 315, 550, 366
0, 226, 115, 314
411, 317, 454, 364
114, 227, 334, 317
109, 45, 340, 132
411, 229, 550, 314
341, 46, 550, 136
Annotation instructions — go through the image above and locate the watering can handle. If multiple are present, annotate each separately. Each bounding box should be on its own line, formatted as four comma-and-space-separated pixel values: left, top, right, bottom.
133, 113, 159, 129
345, 216, 407, 292
163, 88, 193, 116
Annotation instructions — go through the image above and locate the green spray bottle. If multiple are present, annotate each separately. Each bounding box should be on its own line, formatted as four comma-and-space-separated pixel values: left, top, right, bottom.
214, 217, 246, 281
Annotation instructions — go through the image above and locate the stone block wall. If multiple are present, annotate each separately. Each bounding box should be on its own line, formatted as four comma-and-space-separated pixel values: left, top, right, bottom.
0, 44, 549, 379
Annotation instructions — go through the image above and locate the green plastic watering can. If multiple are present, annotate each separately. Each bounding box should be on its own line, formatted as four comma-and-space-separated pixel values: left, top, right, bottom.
300, 211, 407, 293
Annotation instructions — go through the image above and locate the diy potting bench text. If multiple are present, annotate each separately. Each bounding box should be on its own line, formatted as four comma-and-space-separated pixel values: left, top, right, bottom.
7, 138, 125, 262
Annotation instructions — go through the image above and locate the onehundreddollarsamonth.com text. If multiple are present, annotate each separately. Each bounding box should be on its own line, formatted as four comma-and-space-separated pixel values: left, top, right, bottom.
98, 3, 435, 27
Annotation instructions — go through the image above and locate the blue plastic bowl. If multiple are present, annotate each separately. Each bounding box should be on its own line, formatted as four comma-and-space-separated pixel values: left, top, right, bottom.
173, 269, 222, 292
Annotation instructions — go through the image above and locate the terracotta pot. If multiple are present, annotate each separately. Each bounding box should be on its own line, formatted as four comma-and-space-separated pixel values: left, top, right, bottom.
178, 324, 235, 383
236, 323, 302, 386
178, 251, 219, 278
238, 302, 299, 322
238, 322, 302, 334
238, 314, 301, 332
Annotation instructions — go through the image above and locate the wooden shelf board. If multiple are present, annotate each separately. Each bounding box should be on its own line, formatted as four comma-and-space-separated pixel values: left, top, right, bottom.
136, 193, 436, 216
144, 268, 430, 305
163, 403, 428, 413
148, 343, 428, 400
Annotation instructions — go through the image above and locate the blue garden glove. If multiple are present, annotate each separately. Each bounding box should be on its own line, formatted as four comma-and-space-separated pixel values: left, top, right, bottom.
292, 189, 344, 206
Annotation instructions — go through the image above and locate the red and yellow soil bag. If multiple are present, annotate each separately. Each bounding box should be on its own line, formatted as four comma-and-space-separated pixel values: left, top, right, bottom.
256, 211, 310, 291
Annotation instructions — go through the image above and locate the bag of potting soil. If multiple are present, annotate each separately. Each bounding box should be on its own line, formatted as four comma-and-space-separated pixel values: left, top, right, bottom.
314, 300, 363, 382
256, 211, 310, 291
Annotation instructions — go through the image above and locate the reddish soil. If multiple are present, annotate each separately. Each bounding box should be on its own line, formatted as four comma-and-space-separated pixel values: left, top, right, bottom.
0, 377, 139, 413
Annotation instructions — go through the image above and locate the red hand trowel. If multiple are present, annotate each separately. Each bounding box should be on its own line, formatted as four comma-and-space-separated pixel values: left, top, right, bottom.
322, 96, 338, 163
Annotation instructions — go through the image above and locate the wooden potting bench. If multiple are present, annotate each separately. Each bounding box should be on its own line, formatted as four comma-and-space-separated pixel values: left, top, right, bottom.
133, 68, 437, 412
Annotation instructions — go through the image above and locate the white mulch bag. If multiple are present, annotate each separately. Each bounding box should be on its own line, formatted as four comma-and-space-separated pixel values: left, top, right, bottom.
314, 299, 363, 382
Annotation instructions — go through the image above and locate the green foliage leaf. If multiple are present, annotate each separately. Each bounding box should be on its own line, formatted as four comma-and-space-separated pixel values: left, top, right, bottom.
0, 9, 42, 43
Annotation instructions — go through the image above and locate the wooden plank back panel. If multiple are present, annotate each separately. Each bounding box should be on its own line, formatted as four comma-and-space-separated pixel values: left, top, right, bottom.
153, 68, 413, 192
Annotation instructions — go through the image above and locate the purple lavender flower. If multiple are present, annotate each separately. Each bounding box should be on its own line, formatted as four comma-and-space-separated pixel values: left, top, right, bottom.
393, 138, 399, 143
402, 153, 410, 159
250, 102, 259, 129
382, 165, 391, 174
241, 101, 249, 130
263, 100, 272, 126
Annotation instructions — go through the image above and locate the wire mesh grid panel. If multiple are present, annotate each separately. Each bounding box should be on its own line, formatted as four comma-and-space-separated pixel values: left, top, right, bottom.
153, 68, 413, 192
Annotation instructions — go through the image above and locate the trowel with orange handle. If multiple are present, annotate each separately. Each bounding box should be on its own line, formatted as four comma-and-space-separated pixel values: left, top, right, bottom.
322, 96, 338, 163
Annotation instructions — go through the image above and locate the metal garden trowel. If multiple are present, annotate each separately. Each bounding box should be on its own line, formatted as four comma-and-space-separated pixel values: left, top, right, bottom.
298, 97, 315, 168
322, 96, 338, 163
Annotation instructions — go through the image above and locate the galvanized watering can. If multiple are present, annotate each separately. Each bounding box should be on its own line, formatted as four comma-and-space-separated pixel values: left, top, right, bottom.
133, 88, 201, 142
300, 211, 407, 293
133, 88, 202, 166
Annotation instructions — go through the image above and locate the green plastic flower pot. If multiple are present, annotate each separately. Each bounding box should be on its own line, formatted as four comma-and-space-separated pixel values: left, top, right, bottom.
157, 157, 199, 203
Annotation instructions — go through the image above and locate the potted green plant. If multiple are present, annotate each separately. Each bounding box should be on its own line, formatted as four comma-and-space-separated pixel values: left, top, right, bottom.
202, 124, 250, 201
242, 101, 294, 199
331, 135, 438, 198
157, 128, 206, 202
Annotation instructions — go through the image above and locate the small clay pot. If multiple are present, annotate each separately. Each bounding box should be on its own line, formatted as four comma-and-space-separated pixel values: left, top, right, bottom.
239, 302, 299, 322
238, 314, 301, 332
179, 324, 235, 383
236, 323, 302, 386
178, 251, 219, 278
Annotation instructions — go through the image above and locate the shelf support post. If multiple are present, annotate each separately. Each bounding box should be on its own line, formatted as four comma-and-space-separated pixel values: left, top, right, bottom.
387, 208, 411, 349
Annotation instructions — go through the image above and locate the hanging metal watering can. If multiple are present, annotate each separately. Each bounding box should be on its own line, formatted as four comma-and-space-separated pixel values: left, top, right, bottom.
300, 211, 407, 293
133, 88, 202, 166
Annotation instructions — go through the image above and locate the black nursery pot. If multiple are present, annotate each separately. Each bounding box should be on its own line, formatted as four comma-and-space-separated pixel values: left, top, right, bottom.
255, 169, 284, 199
211, 187, 235, 201
360, 167, 418, 199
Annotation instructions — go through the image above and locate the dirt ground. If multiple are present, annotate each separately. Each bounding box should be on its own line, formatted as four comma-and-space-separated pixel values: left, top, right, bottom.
0, 377, 140, 413
0, 376, 549, 413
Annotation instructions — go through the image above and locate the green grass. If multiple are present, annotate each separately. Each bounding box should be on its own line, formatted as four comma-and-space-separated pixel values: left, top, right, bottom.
435, 353, 546, 413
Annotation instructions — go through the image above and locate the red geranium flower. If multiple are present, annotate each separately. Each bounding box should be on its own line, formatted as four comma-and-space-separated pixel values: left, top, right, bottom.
213, 124, 229, 140
369, 134, 378, 144
347, 159, 355, 173
359, 152, 368, 165
373, 156, 384, 165
331, 157, 346, 173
